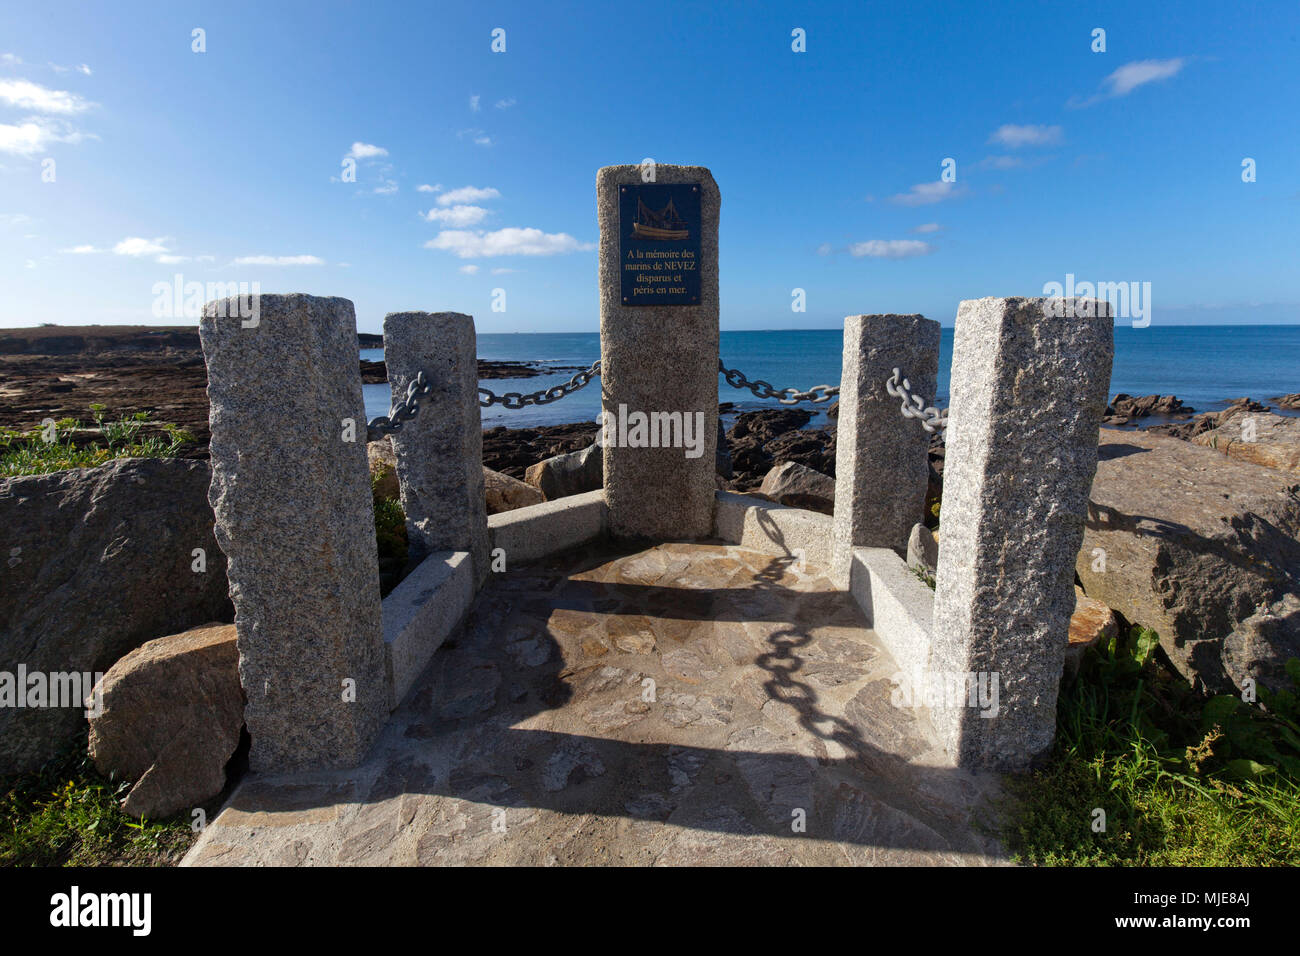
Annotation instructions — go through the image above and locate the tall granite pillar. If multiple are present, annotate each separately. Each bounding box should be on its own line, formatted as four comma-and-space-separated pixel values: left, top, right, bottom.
930, 297, 1113, 769
831, 314, 940, 587
200, 293, 387, 772
383, 311, 488, 583
598, 164, 719, 541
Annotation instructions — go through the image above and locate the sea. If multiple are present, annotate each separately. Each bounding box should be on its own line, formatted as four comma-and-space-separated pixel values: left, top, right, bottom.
361, 326, 1300, 430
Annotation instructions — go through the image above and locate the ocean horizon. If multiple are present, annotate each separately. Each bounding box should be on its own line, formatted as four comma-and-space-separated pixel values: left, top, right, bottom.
363, 325, 1300, 429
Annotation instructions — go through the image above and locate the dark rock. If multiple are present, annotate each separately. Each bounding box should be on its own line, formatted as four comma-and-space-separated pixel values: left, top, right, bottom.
758, 461, 835, 514
525, 444, 603, 500
1273, 393, 1300, 410
0, 458, 233, 774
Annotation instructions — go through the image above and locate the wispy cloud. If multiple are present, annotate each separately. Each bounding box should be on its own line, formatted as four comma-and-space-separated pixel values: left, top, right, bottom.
469, 94, 481, 112
425, 204, 491, 226
230, 255, 325, 266
847, 239, 933, 259
912, 223, 941, 234
424, 227, 593, 258
1069, 57, 1187, 107
437, 185, 500, 206
494, 97, 516, 110
988, 124, 1061, 148
888, 181, 965, 207
49, 62, 92, 76
0, 117, 91, 155
457, 128, 492, 146
0, 78, 92, 114
60, 243, 99, 254
416, 183, 441, 193
459, 264, 479, 274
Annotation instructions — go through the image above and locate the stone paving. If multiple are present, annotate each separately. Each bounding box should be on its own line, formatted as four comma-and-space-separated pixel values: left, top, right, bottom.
184, 541, 1008, 866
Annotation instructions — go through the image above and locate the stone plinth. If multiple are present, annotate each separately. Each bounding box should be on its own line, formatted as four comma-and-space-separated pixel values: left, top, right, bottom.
200, 293, 386, 772
831, 314, 940, 586
930, 297, 1113, 769
383, 311, 489, 582
598, 164, 719, 541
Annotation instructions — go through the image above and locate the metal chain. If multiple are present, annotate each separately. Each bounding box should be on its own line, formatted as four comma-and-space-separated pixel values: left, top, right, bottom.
367, 370, 433, 435
478, 360, 601, 409
718, 359, 839, 405
885, 367, 948, 434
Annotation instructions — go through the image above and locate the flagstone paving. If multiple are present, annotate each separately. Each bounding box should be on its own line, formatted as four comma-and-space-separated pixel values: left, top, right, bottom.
184, 541, 1008, 866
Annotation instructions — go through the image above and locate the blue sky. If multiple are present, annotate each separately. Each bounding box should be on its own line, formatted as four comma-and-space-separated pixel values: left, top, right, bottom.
1, 0, 1297, 333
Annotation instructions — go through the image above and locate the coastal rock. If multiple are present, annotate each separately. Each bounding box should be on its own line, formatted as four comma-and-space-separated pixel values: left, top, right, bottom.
1190, 408, 1300, 474
1148, 397, 1275, 442
0, 458, 232, 774
1105, 393, 1193, 423
88, 623, 244, 819
1077, 429, 1300, 694
1274, 393, 1300, 410
1065, 588, 1118, 680
525, 443, 603, 500
906, 523, 938, 574
484, 467, 544, 514
725, 409, 836, 489
759, 461, 835, 514
481, 423, 598, 479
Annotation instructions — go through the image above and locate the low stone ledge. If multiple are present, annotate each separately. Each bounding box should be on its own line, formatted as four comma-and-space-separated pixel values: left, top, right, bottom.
486, 489, 608, 567
382, 550, 474, 710
849, 547, 935, 679
713, 491, 832, 569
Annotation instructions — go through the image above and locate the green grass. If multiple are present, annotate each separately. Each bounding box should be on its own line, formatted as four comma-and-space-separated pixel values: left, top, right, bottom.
372, 470, 409, 597
1004, 626, 1300, 865
0, 404, 194, 477
0, 747, 197, 867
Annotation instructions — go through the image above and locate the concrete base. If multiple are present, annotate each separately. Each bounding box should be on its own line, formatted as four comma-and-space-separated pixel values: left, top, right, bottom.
487, 489, 608, 567
713, 491, 832, 569
848, 547, 936, 683
382, 551, 475, 710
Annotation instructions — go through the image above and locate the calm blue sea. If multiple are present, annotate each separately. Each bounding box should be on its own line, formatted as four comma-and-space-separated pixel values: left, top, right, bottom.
362, 326, 1300, 429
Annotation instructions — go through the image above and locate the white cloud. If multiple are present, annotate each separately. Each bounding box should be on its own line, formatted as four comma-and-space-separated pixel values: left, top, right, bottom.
1071, 58, 1188, 107
848, 239, 933, 259
1, 54, 22, 66
988, 124, 1062, 148
0, 78, 91, 114
416, 183, 442, 193
373, 178, 398, 195
490, 267, 517, 275
0, 212, 32, 226
494, 97, 516, 110
1105, 58, 1186, 97
230, 255, 325, 266
437, 185, 500, 206
0, 117, 89, 155
459, 264, 479, 274
912, 223, 941, 234
49, 62, 92, 76
156, 254, 190, 264
424, 227, 594, 258
888, 181, 964, 206
457, 128, 492, 146
425, 204, 491, 226
345, 142, 388, 160
816, 243, 832, 256
60, 244, 99, 253
469, 94, 481, 112
113, 236, 171, 257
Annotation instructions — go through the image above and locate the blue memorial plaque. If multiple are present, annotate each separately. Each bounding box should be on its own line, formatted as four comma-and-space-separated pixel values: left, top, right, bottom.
618, 182, 701, 307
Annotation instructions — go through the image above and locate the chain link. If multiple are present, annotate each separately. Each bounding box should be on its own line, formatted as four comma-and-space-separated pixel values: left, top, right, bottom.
885, 367, 948, 434
367, 370, 433, 435
718, 359, 839, 405
478, 360, 601, 409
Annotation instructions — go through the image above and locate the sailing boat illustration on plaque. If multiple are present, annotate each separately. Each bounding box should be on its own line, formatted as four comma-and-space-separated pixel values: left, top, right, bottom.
632, 196, 690, 240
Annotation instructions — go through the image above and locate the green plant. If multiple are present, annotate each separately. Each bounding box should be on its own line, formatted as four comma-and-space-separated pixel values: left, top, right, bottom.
0, 408, 194, 477
1003, 625, 1300, 865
